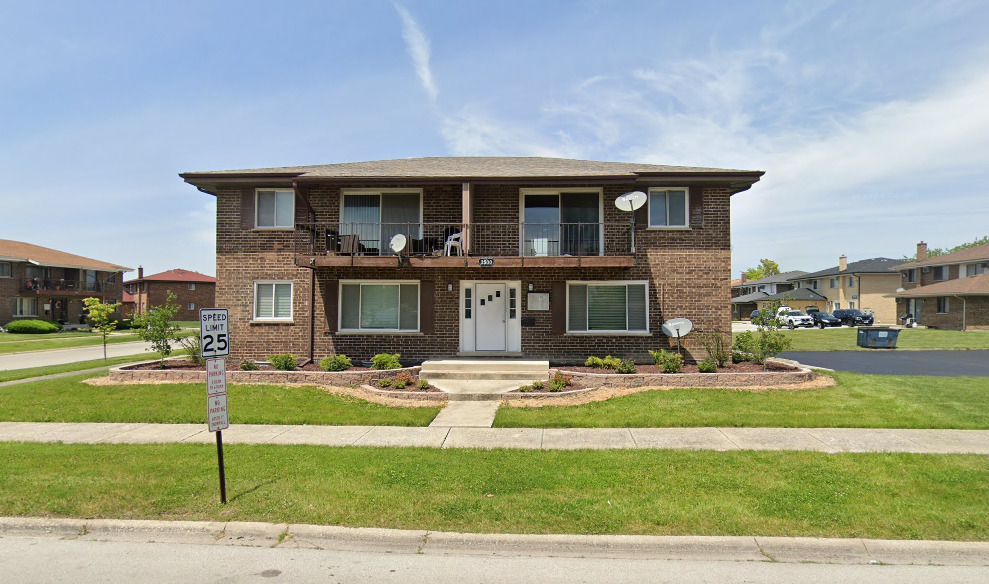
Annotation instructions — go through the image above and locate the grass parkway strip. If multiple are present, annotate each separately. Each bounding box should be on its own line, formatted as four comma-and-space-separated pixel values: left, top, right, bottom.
0, 443, 985, 541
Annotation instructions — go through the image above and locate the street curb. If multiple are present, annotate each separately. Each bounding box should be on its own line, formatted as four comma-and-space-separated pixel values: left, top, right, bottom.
1, 517, 986, 566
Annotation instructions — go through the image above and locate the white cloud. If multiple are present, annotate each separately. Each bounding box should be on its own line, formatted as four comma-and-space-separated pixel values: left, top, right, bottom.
394, 3, 438, 104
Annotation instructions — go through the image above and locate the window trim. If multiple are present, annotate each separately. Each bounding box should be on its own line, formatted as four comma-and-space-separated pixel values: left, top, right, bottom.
252, 280, 293, 322
13, 297, 39, 317
254, 188, 295, 230
646, 187, 690, 229
936, 296, 949, 314
565, 280, 650, 335
338, 279, 421, 334
0, 261, 10, 278
932, 266, 947, 281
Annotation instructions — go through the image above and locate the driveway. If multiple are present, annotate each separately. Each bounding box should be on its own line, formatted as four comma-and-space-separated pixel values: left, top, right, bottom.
781, 350, 989, 377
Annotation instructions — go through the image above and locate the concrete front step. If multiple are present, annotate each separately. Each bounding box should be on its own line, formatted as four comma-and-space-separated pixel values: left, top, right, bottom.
419, 359, 549, 382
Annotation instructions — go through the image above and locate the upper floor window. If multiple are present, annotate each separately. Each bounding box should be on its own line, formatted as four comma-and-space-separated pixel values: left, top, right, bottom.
188, 283, 196, 290
0, 262, 9, 277
907, 269, 916, 283
341, 189, 422, 254
340, 281, 419, 332
521, 190, 601, 256
811, 280, 819, 290
829, 278, 837, 288
83, 270, 99, 292
932, 266, 947, 281
965, 263, 987, 277
567, 281, 648, 334
647, 188, 688, 228
254, 281, 293, 321
256, 189, 295, 229
847, 276, 855, 287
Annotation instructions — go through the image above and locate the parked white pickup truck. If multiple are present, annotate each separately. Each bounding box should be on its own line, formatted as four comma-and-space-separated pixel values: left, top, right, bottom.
776, 306, 814, 329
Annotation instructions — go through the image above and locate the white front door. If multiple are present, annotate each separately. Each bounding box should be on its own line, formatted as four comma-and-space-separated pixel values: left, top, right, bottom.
475, 283, 507, 351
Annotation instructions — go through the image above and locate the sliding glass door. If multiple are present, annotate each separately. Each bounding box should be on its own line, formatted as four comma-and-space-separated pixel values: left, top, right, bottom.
522, 191, 600, 256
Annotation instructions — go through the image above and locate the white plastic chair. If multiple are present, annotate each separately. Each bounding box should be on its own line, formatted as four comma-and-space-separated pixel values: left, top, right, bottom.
444, 231, 463, 256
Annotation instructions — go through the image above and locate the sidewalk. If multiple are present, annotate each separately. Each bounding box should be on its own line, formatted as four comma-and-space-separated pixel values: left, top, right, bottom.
1, 422, 987, 453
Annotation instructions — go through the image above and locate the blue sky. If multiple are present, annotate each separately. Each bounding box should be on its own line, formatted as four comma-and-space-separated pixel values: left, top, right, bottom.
2, 0, 987, 277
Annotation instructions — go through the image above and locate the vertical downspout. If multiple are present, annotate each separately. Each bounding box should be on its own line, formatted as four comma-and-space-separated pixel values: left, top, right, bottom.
294, 180, 317, 364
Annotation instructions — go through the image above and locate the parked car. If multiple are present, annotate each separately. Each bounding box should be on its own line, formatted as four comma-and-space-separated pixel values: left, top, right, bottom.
778, 309, 814, 329
832, 309, 875, 326
750, 309, 761, 322
810, 311, 841, 329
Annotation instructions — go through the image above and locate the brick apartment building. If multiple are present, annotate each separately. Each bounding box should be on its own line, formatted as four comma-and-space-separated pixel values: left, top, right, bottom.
124, 268, 217, 321
0, 238, 129, 326
180, 157, 763, 364
894, 241, 989, 330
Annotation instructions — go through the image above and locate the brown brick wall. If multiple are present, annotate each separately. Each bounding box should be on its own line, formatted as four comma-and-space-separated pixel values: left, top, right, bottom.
215, 183, 733, 364
897, 296, 989, 330
0, 261, 124, 325
129, 281, 217, 320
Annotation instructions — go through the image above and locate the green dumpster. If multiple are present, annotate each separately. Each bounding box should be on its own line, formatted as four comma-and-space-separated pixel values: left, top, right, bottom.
857, 327, 900, 349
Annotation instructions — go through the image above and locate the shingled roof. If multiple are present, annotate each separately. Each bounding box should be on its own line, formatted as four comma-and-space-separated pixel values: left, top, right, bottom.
896, 243, 989, 270
894, 273, 989, 297
124, 269, 216, 284
0, 239, 130, 272
797, 258, 903, 279
181, 157, 763, 190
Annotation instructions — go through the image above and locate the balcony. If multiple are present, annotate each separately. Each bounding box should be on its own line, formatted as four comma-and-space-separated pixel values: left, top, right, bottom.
294, 222, 635, 268
22, 279, 102, 294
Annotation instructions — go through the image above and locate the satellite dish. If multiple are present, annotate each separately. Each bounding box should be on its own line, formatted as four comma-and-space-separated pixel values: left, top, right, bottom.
615, 191, 647, 212
389, 234, 408, 254
661, 318, 693, 338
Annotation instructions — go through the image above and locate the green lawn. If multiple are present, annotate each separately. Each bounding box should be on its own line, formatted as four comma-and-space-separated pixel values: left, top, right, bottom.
494, 372, 989, 429
0, 372, 440, 426
737, 327, 989, 351
1, 443, 985, 540
0, 355, 154, 383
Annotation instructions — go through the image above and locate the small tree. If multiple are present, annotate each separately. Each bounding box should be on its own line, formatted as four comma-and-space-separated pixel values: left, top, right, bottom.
749, 298, 792, 368
743, 258, 781, 281
133, 291, 182, 368
82, 297, 122, 361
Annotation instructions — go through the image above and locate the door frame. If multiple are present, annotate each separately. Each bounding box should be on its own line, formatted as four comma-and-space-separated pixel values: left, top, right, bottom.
459, 280, 522, 354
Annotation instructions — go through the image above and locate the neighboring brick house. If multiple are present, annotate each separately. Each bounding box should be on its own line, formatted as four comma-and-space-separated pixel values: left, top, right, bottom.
893, 241, 989, 330
0, 239, 129, 326
124, 268, 217, 321
180, 157, 763, 364
789, 256, 904, 324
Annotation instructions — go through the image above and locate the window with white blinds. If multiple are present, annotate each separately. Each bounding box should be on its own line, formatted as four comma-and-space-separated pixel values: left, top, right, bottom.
340, 281, 419, 332
255, 189, 295, 228
254, 281, 293, 320
567, 282, 648, 333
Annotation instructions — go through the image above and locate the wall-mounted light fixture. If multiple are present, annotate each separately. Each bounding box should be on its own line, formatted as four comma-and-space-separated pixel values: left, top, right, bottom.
448, 283, 453, 291
528, 283, 533, 291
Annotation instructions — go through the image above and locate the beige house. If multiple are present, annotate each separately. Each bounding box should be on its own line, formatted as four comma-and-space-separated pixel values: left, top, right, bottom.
789, 255, 904, 324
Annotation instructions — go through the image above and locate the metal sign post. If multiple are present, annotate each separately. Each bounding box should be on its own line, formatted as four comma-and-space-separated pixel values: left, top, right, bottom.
201, 309, 230, 504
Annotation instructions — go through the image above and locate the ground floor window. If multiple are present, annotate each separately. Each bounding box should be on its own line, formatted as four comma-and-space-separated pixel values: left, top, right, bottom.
13, 297, 38, 317
254, 281, 293, 320
567, 281, 648, 333
340, 281, 419, 332
937, 296, 949, 313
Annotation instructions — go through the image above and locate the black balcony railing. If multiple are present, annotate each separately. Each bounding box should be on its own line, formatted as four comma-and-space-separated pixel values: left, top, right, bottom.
21, 279, 101, 293
295, 222, 634, 258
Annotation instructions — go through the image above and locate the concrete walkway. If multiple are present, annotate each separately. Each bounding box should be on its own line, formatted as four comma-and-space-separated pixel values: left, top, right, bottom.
1, 422, 987, 453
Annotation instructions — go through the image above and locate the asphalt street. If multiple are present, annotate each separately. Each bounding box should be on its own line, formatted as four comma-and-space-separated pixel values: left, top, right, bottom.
781, 350, 989, 376
0, 340, 153, 370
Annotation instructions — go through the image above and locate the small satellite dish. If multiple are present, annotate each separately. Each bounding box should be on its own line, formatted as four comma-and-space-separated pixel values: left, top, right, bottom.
615, 191, 647, 212
389, 234, 408, 254
661, 318, 693, 338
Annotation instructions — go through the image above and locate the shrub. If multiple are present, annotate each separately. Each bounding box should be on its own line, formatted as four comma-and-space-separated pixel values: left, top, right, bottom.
4, 319, 60, 334
239, 359, 259, 371
698, 330, 731, 368
616, 359, 637, 374
547, 371, 572, 392
378, 378, 392, 388
584, 355, 621, 369
417, 379, 430, 390
319, 354, 352, 371
518, 384, 532, 392
268, 354, 297, 371
371, 353, 402, 370
698, 358, 717, 373
649, 349, 683, 373
179, 334, 205, 366
392, 378, 407, 389
132, 291, 182, 368
531, 379, 544, 390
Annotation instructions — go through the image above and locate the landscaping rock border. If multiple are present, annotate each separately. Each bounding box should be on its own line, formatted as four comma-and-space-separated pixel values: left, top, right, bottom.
109, 361, 422, 388
549, 359, 816, 391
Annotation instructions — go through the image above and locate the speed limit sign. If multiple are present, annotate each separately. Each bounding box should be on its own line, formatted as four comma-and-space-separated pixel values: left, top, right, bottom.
199, 308, 229, 358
